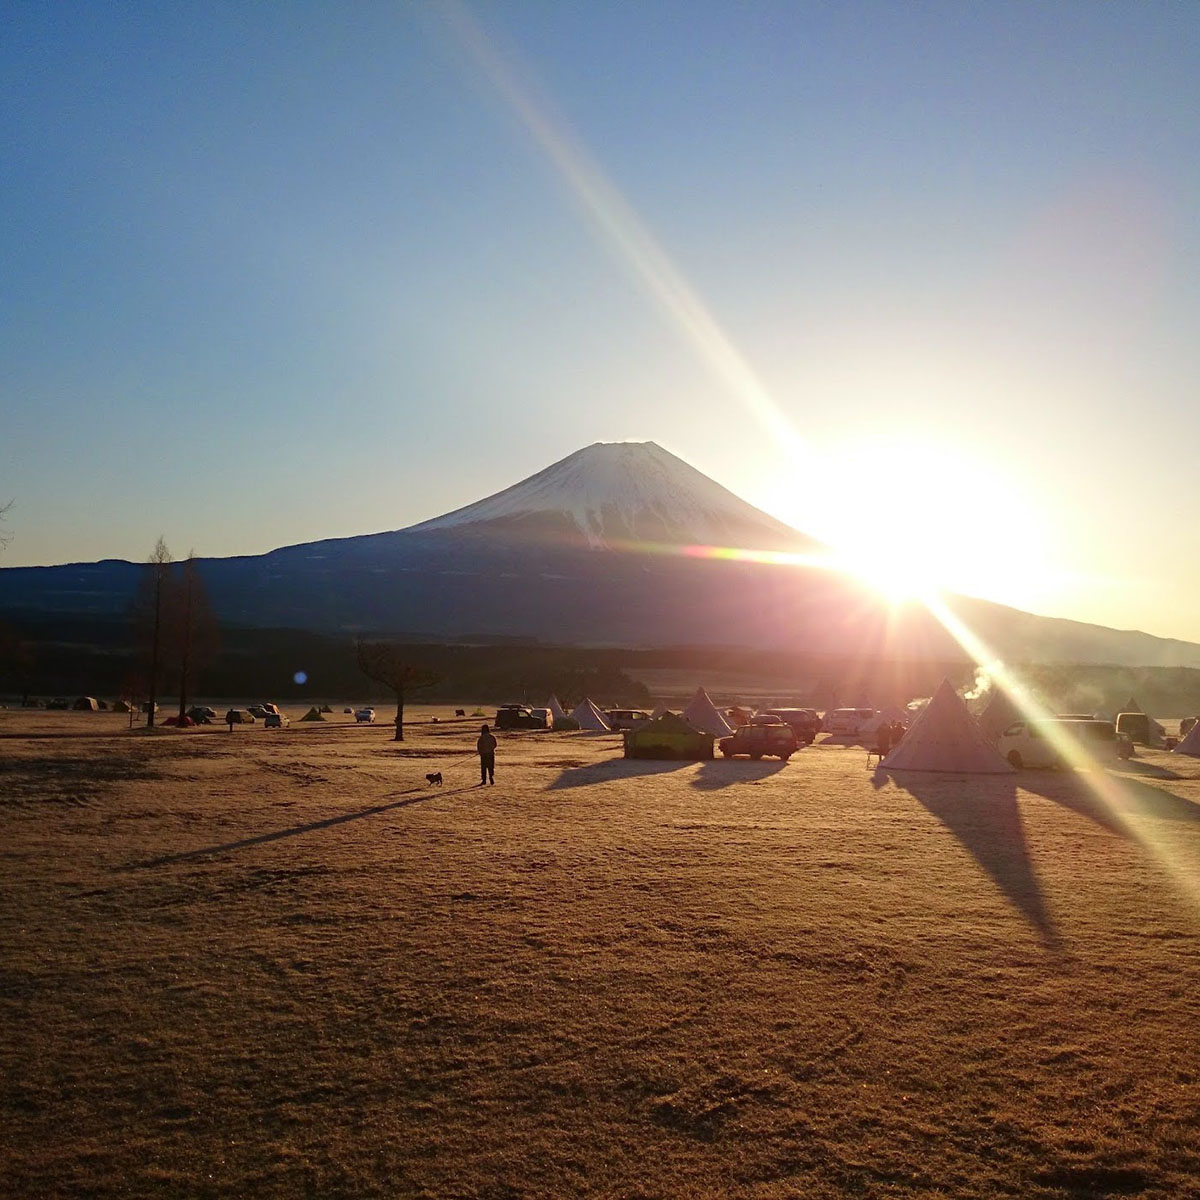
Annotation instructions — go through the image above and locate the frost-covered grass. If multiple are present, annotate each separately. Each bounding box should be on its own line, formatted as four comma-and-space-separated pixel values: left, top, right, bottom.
3, 712, 1200, 1198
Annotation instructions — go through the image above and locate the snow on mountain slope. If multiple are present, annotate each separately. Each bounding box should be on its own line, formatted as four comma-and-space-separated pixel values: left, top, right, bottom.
408, 441, 817, 551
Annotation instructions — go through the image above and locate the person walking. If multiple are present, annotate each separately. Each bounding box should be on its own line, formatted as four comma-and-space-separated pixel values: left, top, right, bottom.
476, 723, 497, 786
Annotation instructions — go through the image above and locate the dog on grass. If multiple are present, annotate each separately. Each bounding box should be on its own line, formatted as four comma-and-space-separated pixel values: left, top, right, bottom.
425, 771, 443, 786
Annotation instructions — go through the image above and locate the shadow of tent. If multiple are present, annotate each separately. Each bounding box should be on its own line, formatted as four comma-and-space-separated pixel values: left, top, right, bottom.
547, 758, 693, 791
690, 758, 788, 790
883, 770, 1060, 950
1011, 769, 1200, 839
1117, 758, 1186, 781
1004, 771, 1128, 838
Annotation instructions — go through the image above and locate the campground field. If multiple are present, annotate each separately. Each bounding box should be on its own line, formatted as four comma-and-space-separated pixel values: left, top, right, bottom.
4, 707, 1200, 1198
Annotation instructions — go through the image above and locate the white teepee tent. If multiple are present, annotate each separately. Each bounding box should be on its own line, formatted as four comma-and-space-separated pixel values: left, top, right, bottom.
650, 701, 673, 720
975, 687, 1023, 744
881, 678, 1013, 773
682, 687, 734, 737
570, 698, 611, 731
1172, 719, 1200, 757
546, 694, 567, 724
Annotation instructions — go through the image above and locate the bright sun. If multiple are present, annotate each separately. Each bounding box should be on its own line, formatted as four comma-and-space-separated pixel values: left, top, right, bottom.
767, 437, 1059, 612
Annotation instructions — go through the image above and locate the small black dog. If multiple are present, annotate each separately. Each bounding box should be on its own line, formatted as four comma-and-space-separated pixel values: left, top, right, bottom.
425, 771, 443, 786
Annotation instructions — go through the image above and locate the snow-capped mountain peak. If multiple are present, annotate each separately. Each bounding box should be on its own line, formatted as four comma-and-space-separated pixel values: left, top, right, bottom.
407, 441, 815, 551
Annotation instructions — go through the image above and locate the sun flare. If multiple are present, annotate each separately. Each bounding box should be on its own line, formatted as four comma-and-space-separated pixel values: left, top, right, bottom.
765, 437, 1062, 613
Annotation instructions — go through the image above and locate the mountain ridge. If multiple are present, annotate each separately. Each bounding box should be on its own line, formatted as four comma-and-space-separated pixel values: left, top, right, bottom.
2, 441, 1199, 668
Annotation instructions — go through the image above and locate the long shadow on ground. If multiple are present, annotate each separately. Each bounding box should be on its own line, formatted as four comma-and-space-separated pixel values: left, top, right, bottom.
1117, 757, 1187, 781
547, 758, 692, 791
690, 758, 788, 790
1015, 768, 1200, 838
877, 769, 1060, 950
128, 786, 469, 869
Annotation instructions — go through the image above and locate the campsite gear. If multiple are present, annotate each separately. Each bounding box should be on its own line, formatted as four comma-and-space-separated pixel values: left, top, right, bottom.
881, 679, 1013, 774
477, 724, 497, 785
625, 712, 714, 760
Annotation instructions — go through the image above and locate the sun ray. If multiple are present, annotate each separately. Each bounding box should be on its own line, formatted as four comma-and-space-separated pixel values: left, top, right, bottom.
436, 1, 810, 466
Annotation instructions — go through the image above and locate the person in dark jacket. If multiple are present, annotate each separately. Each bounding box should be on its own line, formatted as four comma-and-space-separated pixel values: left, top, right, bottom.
477, 723, 497, 786
875, 720, 893, 760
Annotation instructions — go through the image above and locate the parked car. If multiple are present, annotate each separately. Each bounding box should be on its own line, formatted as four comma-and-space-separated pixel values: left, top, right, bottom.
753, 707, 820, 744
495, 704, 545, 730
247, 703, 281, 720
47, 697, 70, 710
823, 707, 881, 737
264, 712, 290, 729
1114, 712, 1162, 747
998, 718, 1128, 769
355, 707, 376, 723
606, 708, 651, 731
718, 722, 799, 761
187, 706, 217, 724
225, 708, 255, 724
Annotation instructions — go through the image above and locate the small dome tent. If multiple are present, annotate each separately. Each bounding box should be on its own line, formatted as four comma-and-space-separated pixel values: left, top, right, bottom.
881, 678, 1013, 774
624, 711, 713, 760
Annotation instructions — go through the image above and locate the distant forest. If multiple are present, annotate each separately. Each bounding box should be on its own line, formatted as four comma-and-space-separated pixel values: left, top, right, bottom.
4, 609, 1200, 718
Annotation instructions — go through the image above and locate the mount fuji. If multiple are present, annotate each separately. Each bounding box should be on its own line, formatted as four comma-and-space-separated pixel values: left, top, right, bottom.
408, 441, 816, 553
4, 441, 1200, 667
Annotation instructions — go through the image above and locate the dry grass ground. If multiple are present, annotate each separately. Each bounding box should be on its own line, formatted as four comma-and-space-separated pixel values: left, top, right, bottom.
4, 707, 1200, 1198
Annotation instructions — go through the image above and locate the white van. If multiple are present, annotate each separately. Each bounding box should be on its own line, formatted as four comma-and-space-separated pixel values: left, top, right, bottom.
997, 718, 1123, 769
823, 707, 880, 737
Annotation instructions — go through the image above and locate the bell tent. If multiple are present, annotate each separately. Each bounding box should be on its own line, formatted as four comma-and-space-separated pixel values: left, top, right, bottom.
881, 678, 1013, 774
546, 694, 568, 724
975, 687, 1023, 744
1173, 720, 1200, 758
300, 706, 325, 722
570, 698, 611, 731
650, 701, 673, 720
682, 687, 734, 738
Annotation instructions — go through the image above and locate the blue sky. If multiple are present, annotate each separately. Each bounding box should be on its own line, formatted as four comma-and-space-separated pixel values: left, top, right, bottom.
3, 2, 1200, 640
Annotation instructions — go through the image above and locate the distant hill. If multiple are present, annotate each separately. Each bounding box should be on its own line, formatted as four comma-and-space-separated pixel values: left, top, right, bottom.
3, 441, 1199, 669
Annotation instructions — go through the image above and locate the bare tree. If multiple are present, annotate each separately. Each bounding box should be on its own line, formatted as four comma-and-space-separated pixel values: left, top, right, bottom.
133, 537, 173, 728
0, 499, 12, 553
355, 640, 439, 741
175, 552, 220, 723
